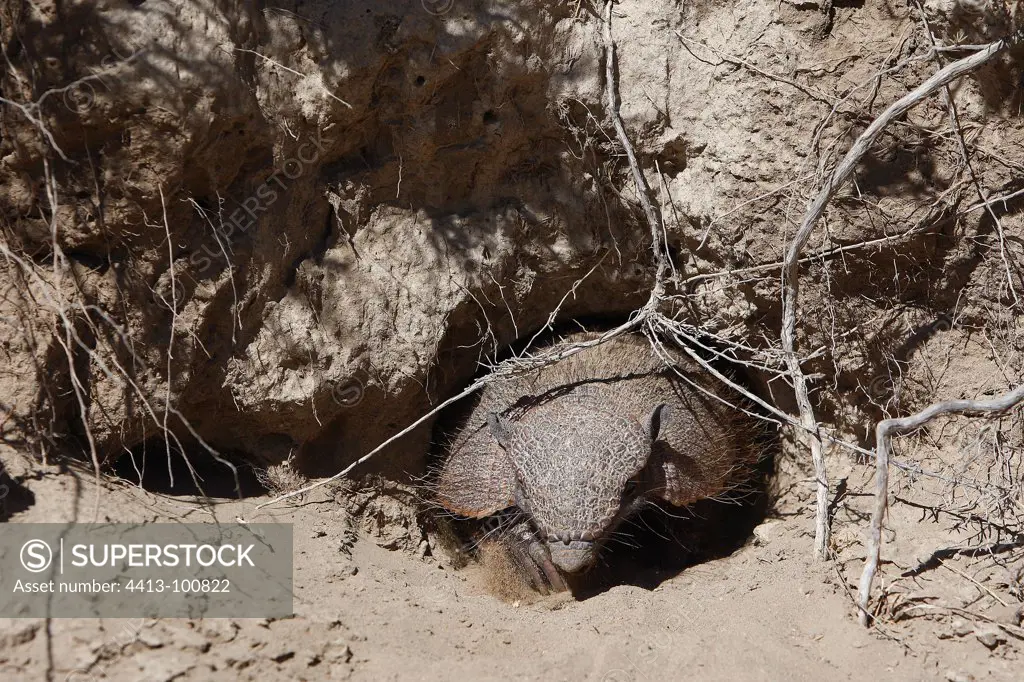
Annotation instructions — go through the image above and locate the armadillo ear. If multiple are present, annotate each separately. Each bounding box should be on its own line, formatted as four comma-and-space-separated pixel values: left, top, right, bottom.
647, 404, 708, 507
488, 412, 514, 449
646, 403, 670, 442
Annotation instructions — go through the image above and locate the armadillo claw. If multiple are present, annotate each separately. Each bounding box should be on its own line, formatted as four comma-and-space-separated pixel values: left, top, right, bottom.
502, 535, 567, 594
525, 539, 568, 593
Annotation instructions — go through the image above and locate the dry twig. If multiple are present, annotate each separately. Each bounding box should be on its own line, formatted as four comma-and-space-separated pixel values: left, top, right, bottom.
858, 384, 1024, 625
781, 27, 1024, 560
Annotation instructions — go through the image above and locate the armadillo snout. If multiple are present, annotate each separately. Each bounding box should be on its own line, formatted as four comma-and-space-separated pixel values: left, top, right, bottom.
547, 540, 596, 573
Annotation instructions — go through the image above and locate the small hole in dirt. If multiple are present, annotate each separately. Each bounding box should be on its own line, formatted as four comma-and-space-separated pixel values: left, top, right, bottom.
65, 250, 108, 271
482, 109, 497, 124
113, 439, 267, 499
414, 75, 426, 87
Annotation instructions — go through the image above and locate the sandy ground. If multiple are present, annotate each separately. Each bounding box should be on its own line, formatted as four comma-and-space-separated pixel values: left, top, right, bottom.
1, 448, 1020, 682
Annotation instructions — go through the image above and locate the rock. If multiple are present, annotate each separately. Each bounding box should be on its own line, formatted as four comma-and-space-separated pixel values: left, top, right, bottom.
0, 622, 39, 649
324, 641, 354, 664
136, 630, 164, 649
973, 624, 1004, 649
196, 620, 240, 644
162, 624, 211, 654
944, 671, 975, 682
343, 478, 426, 553
752, 520, 786, 547
131, 650, 195, 682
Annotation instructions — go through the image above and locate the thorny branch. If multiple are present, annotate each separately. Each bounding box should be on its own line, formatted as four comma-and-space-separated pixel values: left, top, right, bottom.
602, 0, 670, 301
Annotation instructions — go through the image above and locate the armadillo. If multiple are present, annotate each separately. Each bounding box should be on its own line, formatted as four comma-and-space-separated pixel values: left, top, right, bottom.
435, 331, 758, 591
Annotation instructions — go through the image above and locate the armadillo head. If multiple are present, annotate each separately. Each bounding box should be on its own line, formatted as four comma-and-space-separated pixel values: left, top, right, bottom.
489, 399, 667, 575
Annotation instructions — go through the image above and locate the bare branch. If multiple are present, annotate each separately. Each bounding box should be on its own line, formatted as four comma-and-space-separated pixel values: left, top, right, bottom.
781, 27, 1024, 560
602, 0, 669, 300
858, 384, 1024, 626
